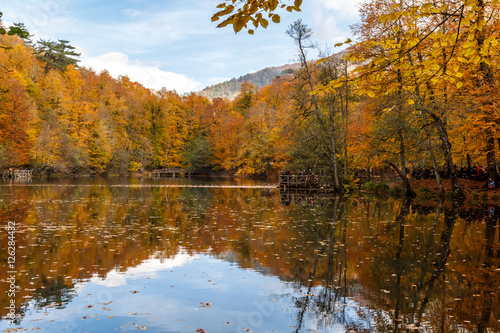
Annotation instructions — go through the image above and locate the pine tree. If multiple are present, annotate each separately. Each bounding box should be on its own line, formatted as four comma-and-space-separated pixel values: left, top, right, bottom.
36, 39, 80, 72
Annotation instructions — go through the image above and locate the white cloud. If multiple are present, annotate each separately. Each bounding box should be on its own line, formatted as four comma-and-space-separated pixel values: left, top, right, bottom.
308, 0, 363, 42
80, 52, 202, 94
94, 252, 198, 287
314, 0, 364, 17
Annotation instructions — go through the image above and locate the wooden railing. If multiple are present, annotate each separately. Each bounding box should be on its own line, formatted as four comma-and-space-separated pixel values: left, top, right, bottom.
151, 168, 188, 177
2, 169, 33, 178
279, 174, 328, 189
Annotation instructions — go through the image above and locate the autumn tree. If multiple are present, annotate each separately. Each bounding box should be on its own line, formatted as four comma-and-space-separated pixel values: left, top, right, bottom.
287, 20, 352, 189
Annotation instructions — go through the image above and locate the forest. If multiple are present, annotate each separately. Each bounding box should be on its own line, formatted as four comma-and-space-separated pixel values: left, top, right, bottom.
1, 0, 500, 197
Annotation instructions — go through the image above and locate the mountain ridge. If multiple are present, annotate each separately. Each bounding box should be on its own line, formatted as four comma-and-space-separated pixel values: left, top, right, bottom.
198, 63, 301, 99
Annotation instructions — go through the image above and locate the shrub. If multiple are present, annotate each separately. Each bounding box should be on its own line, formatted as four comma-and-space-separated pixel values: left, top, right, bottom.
417, 186, 433, 195
361, 181, 390, 193
389, 186, 405, 197
361, 181, 377, 191
490, 192, 500, 201
374, 182, 390, 193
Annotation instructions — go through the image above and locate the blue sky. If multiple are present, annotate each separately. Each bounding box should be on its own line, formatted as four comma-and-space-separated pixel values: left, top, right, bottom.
2, 0, 363, 94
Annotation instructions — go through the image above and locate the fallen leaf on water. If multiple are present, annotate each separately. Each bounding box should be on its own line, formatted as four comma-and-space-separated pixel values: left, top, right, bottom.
196, 329, 205, 333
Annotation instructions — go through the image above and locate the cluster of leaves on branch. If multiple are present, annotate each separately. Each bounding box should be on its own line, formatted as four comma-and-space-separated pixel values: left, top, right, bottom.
212, 0, 302, 33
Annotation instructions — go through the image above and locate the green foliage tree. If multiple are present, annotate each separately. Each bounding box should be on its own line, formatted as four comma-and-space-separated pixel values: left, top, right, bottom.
0, 12, 29, 40
36, 39, 80, 72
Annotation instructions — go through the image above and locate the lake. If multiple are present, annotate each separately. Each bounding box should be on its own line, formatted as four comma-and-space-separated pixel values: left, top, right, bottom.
0, 177, 499, 332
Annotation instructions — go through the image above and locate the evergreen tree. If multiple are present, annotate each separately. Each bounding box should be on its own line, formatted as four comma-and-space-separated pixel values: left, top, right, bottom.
36, 39, 80, 72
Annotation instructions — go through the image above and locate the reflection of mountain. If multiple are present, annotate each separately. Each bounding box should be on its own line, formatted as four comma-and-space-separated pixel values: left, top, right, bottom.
0, 182, 499, 331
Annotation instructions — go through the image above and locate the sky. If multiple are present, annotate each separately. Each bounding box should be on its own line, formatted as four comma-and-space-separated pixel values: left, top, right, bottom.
2, 0, 364, 94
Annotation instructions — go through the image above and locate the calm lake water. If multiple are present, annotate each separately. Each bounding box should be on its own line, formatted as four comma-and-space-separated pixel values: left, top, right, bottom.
0, 177, 499, 332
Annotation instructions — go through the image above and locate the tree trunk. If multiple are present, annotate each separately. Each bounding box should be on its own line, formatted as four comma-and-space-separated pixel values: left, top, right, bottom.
434, 117, 464, 198
387, 161, 415, 197
486, 131, 498, 182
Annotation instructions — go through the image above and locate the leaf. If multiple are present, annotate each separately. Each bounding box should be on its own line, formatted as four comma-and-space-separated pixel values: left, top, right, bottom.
248, 29, 254, 35
316, 57, 329, 65
233, 16, 246, 33
268, 0, 279, 11
407, 99, 414, 105
271, 14, 280, 24
367, 90, 375, 98
456, 81, 463, 88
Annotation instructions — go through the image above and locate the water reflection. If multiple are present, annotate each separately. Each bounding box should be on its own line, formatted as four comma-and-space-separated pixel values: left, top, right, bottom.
0, 180, 499, 332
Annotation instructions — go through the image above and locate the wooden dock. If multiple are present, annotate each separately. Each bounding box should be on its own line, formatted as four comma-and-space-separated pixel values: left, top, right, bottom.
2, 169, 33, 178
151, 168, 187, 177
279, 174, 328, 190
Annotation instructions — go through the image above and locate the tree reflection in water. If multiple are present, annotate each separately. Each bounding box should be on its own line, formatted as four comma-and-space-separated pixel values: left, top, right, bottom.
0, 182, 498, 332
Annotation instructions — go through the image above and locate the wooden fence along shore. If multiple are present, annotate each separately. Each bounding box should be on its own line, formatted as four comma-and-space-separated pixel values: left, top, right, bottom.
2, 169, 33, 178
151, 168, 188, 177
279, 174, 328, 190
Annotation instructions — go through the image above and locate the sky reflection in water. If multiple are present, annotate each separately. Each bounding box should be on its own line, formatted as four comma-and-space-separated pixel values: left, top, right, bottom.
0, 178, 499, 332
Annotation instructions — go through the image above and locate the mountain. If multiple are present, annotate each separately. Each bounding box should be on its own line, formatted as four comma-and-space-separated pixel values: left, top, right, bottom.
199, 63, 301, 99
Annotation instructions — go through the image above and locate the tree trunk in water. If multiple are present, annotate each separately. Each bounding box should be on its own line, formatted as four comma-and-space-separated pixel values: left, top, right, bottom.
387, 161, 415, 197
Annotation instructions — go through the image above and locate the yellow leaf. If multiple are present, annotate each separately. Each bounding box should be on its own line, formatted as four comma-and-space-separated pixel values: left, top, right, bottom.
456, 81, 463, 88
268, 0, 279, 11
330, 81, 344, 89
233, 16, 246, 33
271, 14, 280, 23
316, 57, 329, 65
407, 99, 414, 105
367, 90, 375, 98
